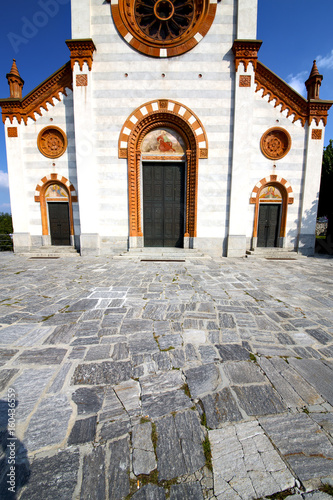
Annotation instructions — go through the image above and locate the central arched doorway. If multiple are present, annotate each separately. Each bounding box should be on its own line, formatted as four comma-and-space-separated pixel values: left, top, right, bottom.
141, 127, 187, 247
118, 99, 208, 248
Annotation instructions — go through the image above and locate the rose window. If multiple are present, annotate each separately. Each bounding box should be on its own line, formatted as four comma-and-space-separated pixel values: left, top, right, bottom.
37, 126, 67, 159
260, 128, 291, 160
135, 0, 194, 41
110, 0, 217, 57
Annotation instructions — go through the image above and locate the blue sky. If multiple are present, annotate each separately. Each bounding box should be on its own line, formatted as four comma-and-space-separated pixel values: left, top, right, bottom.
0, 0, 332, 212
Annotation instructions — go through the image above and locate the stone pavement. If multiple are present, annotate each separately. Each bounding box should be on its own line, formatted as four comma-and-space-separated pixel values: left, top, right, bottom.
0, 252, 332, 500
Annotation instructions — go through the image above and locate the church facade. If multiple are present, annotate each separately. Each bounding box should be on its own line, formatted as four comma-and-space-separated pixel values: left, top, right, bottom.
1, 0, 332, 257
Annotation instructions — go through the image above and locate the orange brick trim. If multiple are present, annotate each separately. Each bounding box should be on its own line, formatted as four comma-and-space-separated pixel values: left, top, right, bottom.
111, 0, 217, 58
239, 75, 251, 87
120, 100, 207, 239
232, 40, 262, 72
0, 62, 72, 125
66, 39, 96, 71
119, 99, 208, 159
34, 175, 77, 237
76, 75, 88, 87
311, 129, 322, 140
255, 62, 332, 127
250, 176, 294, 239
7, 127, 18, 137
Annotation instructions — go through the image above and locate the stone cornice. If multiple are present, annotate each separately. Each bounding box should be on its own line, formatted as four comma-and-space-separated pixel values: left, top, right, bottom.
65, 39, 96, 71
255, 61, 333, 127
0, 62, 72, 125
232, 39, 263, 72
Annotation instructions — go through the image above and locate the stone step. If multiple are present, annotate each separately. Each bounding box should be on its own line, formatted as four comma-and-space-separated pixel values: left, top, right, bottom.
245, 248, 303, 260
115, 248, 208, 260
20, 246, 80, 258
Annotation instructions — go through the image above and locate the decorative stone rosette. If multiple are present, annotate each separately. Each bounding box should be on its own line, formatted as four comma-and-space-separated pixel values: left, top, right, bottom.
260, 127, 291, 160
37, 126, 68, 159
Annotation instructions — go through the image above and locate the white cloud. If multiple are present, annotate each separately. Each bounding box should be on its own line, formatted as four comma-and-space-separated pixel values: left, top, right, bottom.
286, 71, 308, 97
316, 50, 333, 70
0, 170, 9, 189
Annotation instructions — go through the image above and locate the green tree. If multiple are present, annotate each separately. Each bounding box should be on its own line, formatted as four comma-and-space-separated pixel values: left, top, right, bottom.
318, 140, 333, 217
0, 212, 13, 251
318, 140, 333, 243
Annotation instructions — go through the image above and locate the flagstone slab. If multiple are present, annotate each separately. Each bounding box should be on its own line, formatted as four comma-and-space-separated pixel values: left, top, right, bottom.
259, 413, 333, 483
72, 360, 132, 385
215, 344, 250, 361
80, 446, 105, 500
170, 483, 204, 500
185, 363, 221, 398
289, 359, 333, 405
68, 416, 97, 445
108, 437, 130, 500
201, 388, 243, 428
72, 387, 105, 414
209, 421, 294, 500
132, 422, 157, 475
142, 389, 192, 418
20, 448, 80, 500
25, 394, 73, 451
16, 347, 67, 365
132, 484, 166, 500
232, 384, 285, 416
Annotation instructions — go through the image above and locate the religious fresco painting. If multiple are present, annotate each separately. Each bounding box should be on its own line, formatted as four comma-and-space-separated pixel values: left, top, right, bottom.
45, 184, 68, 200
259, 186, 282, 202
141, 128, 186, 156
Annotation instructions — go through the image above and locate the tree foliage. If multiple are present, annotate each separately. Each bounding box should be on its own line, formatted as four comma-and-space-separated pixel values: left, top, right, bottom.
318, 139, 333, 219
0, 212, 13, 251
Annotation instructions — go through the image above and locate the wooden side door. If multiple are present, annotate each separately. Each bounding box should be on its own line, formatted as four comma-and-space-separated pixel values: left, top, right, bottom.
48, 202, 71, 246
257, 204, 281, 247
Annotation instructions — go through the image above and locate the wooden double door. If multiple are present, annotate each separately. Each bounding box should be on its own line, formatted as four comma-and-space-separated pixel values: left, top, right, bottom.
257, 204, 281, 247
143, 162, 185, 247
48, 202, 71, 246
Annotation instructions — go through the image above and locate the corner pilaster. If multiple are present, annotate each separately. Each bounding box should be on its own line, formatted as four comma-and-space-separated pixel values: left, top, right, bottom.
227, 40, 261, 257
66, 39, 99, 256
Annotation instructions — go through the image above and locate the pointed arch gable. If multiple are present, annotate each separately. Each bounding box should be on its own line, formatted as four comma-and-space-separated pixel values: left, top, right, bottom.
119, 100, 208, 241
250, 175, 294, 239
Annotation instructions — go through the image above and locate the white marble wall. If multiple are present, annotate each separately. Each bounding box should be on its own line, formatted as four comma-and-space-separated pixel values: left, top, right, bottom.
80, 0, 241, 254
7, 90, 78, 249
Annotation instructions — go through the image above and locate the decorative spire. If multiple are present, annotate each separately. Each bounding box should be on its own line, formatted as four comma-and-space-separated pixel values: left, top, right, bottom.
305, 60, 323, 100
6, 59, 24, 99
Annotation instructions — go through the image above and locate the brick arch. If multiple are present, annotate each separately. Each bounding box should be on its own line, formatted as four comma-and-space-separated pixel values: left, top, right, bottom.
250, 175, 294, 239
34, 174, 78, 238
119, 100, 208, 241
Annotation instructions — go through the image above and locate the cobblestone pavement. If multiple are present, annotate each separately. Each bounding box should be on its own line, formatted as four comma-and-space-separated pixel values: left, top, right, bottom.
0, 253, 332, 500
